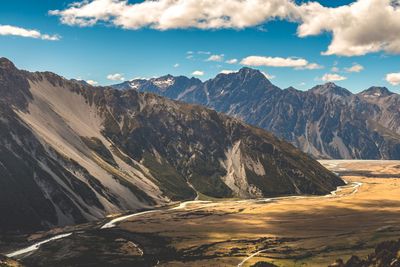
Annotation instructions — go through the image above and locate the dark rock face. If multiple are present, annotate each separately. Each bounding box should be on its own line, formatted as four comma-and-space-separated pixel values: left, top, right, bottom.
332, 239, 400, 267
113, 68, 400, 159
0, 58, 342, 232
0, 58, 32, 110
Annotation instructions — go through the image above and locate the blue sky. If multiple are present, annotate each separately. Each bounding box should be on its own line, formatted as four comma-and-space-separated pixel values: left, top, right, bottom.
1, 0, 400, 92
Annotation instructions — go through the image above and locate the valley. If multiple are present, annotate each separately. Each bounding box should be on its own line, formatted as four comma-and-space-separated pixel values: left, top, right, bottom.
0, 58, 342, 233
4, 160, 400, 266
2, 1, 400, 266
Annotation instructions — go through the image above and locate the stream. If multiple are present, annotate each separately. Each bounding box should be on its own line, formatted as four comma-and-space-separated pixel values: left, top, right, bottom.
6, 181, 362, 260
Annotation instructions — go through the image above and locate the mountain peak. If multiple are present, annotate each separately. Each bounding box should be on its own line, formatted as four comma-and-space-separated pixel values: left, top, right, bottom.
0, 57, 17, 71
359, 86, 393, 98
0, 57, 32, 109
310, 82, 352, 97
285, 86, 299, 91
238, 67, 263, 75
210, 67, 274, 93
153, 74, 174, 80
236, 67, 272, 84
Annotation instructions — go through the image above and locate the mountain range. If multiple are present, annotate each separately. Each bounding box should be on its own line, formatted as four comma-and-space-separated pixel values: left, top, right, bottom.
113, 68, 400, 159
0, 58, 342, 232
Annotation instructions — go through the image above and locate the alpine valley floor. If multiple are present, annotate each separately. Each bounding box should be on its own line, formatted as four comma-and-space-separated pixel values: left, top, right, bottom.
3, 160, 400, 267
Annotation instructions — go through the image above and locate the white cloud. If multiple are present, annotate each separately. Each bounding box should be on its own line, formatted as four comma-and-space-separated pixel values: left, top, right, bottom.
220, 69, 237, 74
173, 63, 180, 68
206, 54, 224, 62
345, 64, 364, 73
241, 56, 307, 68
321, 73, 347, 82
226, 58, 238, 64
299, 62, 324, 70
50, 0, 298, 30
261, 71, 275, 79
107, 73, 125, 81
0, 24, 60, 40
50, 0, 400, 57
386, 72, 400, 85
86, 80, 98, 86
197, 51, 211, 55
241, 55, 321, 70
192, 70, 204, 76
297, 0, 400, 56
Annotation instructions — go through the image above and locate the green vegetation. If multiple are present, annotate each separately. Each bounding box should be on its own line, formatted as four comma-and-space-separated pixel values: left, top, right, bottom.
142, 152, 195, 201
80, 136, 117, 167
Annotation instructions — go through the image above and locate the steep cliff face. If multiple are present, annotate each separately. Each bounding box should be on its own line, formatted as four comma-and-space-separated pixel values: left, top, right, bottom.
114, 68, 400, 159
0, 58, 342, 232
0, 58, 167, 233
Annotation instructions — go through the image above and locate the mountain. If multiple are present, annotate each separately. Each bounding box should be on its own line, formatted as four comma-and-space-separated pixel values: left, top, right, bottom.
113, 68, 400, 159
0, 58, 342, 232
112, 75, 202, 99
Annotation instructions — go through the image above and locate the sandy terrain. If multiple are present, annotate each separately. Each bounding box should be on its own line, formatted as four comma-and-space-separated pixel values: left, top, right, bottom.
115, 160, 400, 266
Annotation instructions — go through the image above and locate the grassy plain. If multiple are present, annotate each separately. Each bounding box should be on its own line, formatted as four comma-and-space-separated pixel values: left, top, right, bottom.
117, 160, 400, 266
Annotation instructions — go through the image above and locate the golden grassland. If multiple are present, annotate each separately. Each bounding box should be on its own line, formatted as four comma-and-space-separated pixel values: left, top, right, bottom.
118, 160, 400, 266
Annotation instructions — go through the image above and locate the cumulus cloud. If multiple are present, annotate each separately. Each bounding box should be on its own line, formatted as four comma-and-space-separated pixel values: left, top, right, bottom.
241, 55, 321, 70
241, 56, 307, 68
321, 73, 347, 82
345, 64, 364, 73
300, 62, 324, 70
50, 0, 400, 57
173, 63, 180, 67
107, 73, 125, 81
386, 72, 400, 85
192, 70, 204, 76
0, 24, 60, 40
206, 54, 224, 62
49, 0, 298, 30
86, 80, 98, 85
297, 0, 400, 56
220, 69, 237, 74
226, 58, 238, 64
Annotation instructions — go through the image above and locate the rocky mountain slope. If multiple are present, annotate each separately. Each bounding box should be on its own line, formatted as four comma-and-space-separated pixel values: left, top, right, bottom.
113, 68, 400, 159
0, 58, 342, 233
331, 239, 400, 267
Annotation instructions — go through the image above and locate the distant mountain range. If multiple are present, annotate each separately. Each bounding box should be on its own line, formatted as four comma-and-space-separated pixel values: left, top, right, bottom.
0, 58, 341, 232
113, 68, 400, 159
